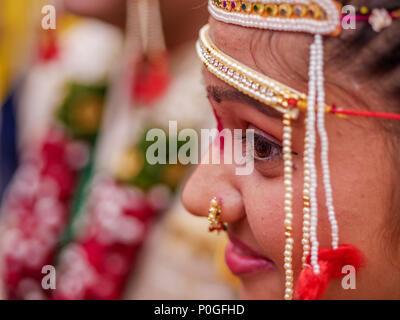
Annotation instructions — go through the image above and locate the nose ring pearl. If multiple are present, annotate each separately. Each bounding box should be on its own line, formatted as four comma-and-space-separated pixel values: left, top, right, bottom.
208, 197, 227, 233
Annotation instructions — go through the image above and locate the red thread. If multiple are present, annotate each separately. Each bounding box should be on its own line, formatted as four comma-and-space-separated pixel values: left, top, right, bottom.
330, 105, 400, 120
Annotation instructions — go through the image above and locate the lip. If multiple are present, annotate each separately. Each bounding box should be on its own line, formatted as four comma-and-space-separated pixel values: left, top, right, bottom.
225, 234, 275, 276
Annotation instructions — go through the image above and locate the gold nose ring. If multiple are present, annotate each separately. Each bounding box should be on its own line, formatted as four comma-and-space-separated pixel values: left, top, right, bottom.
208, 197, 227, 233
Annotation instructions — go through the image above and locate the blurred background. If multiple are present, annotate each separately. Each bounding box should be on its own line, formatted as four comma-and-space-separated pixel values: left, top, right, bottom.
0, 0, 238, 299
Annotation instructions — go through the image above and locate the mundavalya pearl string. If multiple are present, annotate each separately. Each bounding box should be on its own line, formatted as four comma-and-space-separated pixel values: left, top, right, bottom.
306, 37, 320, 273
315, 35, 339, 250
282, 112, 294, 300
307, 34, 339, 274
301, 134, 311, 267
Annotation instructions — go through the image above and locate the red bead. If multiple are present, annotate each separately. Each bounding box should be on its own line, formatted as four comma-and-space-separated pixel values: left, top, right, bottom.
288, 99, 298, 107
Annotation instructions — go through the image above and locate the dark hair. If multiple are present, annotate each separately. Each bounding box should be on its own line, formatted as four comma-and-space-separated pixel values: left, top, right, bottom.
331, 0, 400, 101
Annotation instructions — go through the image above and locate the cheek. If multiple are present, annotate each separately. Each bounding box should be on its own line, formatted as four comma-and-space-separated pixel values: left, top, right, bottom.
326, 151, 390, 252
324, 123, 392, 251
239, 174, 287, 261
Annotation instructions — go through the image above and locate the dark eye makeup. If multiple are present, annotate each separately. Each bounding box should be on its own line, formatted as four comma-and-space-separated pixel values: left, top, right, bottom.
242, 131, 283, 162
241, 124, 285, 161
237, 124, 298, 177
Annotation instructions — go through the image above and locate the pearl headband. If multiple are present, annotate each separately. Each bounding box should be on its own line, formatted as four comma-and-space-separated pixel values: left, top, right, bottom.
196, 25, 305, 119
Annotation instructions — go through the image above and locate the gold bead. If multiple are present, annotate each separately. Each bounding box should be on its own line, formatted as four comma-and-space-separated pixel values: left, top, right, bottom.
253, 3, 264, 15
308, 4, 323, 20
264, 4, 278, 16
279, 4, 293, 17
297, 100, 308, 111
360, 6, 369, 15
244, 2, 252, 13
293, 4, 307, 17
283, 112, 291, 120
234, 1, 242, 11
209, 206, 218, 215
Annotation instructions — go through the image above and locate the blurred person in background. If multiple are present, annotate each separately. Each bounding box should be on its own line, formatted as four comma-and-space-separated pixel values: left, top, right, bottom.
0, 0, 237, 300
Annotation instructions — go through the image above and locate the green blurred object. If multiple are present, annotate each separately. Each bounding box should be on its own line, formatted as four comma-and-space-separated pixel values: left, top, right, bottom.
116, 129, 190, 192
56, 83, 107, 143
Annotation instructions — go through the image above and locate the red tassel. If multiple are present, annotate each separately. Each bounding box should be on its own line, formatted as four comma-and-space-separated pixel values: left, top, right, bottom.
131, 52, 170, 105
295, 244, 364, 300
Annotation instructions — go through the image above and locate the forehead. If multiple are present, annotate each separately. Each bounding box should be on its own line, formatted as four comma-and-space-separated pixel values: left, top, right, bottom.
208, 17, 313, 95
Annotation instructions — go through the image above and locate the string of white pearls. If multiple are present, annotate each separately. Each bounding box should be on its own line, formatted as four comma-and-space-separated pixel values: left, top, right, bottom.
282, 112, 294, 300
307, 36, 320, 274
302, 137, 311, 267
315, 34, 339, 249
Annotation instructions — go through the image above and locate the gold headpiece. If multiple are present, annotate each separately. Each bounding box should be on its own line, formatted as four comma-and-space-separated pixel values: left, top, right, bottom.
197, 25, 305, 119
208, 0, 341, 35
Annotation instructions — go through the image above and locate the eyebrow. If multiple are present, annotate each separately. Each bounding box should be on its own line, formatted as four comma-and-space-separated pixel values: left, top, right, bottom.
206, 85, 283, 119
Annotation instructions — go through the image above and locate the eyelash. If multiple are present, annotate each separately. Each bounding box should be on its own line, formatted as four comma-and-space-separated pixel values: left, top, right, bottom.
240, 132, 283, 162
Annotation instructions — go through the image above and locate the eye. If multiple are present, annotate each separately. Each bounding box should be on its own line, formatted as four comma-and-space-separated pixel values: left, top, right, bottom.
242, 131, 282, 162
238, 125, 294, 178
253, 134, 281, 160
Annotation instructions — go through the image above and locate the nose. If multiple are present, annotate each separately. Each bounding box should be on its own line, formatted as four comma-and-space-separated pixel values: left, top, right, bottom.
181, 150, 245, 224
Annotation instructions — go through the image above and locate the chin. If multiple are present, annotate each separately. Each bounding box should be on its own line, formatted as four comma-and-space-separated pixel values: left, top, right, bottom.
237, 274, 283, 300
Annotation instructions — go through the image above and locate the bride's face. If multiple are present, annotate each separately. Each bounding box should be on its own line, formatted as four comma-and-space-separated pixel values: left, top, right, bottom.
182, 17, 400, 299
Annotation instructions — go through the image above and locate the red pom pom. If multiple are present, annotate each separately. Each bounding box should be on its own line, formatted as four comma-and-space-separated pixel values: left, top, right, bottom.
295, 244, 364, 300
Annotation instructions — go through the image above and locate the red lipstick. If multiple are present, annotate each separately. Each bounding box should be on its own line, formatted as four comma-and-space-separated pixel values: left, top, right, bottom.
225, 235, 275, 276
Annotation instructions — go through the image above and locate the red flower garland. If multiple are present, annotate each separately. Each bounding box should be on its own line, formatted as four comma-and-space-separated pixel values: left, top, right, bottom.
1, 128, 88, 299
53, 179, 158, 300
